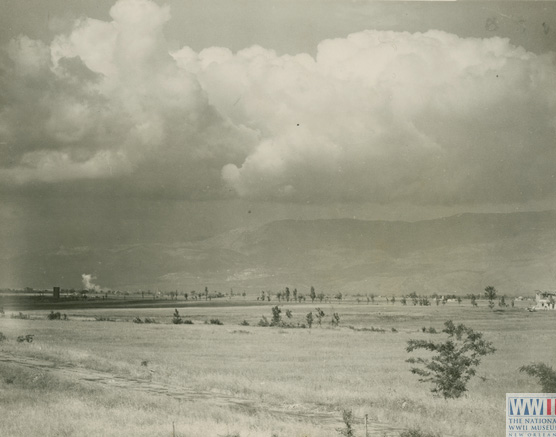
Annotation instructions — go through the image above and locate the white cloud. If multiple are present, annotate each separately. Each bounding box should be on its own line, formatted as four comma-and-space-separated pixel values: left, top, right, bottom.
1, 0, 555, 206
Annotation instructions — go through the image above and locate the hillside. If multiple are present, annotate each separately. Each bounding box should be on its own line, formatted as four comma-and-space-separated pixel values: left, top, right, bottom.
4, 211, 556, 295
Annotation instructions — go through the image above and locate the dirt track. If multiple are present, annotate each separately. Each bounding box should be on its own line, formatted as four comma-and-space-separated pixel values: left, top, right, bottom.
0, 351, 407, 436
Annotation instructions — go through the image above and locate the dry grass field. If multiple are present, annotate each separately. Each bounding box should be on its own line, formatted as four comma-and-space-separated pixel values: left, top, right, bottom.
0, 297, 553, 437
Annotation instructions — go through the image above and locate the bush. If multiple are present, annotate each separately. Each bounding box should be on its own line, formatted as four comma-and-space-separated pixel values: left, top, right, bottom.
258, 316, 270, 327
407, 320, 496, 398
519, 363, 556, 392
172, 309, 183, 324
47, 311, 67, 320
0, 332, 6, 342
240, 320, 250, 326
144, 317, 157, 324
209, 319, 223, 325
11, 312, 29, 320
400, 429, 440, 437
95, 316, 115, 322
133, 317, 144, 324
306, 312, 313, 328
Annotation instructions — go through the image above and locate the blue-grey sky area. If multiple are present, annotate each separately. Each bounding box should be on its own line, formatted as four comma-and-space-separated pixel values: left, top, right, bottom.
0, 1, 555, 287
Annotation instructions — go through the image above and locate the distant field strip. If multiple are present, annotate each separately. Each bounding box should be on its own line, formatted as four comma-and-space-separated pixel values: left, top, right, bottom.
0, 351, 409, 436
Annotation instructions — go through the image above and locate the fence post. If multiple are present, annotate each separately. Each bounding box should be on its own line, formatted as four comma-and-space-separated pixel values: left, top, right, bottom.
365, 414, 368, 437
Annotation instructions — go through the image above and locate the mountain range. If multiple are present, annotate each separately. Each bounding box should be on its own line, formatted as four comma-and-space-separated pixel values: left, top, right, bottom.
4, 210, 555, 296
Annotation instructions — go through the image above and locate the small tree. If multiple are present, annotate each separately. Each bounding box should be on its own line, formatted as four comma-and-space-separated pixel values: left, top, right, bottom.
470, 295, 478, 307
306, 312, 313, 328
172, 309, 183, 324
331, 312, 340, 327
336, 409, 355, 437
406, 320, 496, 398
315, 308, 325, 327
519, 363, 556, 392
271, 306, 282, 326
310, 286, 316, 303
484, 286, 497, 309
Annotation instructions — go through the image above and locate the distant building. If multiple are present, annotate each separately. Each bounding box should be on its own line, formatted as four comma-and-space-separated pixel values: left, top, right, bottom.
535, 291, 556, 310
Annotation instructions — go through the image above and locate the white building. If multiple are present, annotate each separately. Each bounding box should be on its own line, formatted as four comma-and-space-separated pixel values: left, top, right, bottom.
535, 291, 556, 310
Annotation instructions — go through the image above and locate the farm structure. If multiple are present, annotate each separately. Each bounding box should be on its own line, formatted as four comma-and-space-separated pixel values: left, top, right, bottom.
535, 291, 556, 310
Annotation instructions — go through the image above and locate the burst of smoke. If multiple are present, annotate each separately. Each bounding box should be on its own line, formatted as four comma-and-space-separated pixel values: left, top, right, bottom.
82, 274, 101, 292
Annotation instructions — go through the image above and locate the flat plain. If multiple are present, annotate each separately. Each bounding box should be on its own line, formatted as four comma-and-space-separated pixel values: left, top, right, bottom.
0, 294, 553, 437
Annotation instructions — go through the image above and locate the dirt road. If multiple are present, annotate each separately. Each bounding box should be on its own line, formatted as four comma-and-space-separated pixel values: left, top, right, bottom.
0, 351, 407, 436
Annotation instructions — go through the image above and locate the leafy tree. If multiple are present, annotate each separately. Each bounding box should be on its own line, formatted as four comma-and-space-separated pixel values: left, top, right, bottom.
401, 296, 407, 305
172, 309, 183, 324
285, 309, 293, 319
285, 287, 290, 302
306, 312, 313, 328
336, 409, 355, 437
470, 295, 478, 307
331, 312, 340, 327
315, 308, 325, 327
335, 292, 343, 303
391, 296, 396, 305
484, 286, 497, 309
318, 293, 325, 302
519, 363, 556, 392
406, 320, 496, 398
271, 306, 282, 326
310, 286, 316, 303
293, 288, 298, 302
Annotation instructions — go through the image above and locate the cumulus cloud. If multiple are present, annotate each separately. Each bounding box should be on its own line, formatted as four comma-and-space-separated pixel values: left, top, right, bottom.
1, 0, 555, 206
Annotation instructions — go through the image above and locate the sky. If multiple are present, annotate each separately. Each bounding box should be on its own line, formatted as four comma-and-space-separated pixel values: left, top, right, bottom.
1, 0, 555, 277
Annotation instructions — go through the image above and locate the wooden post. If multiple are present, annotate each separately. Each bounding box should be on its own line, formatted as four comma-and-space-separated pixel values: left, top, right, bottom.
365, 414, 368, 437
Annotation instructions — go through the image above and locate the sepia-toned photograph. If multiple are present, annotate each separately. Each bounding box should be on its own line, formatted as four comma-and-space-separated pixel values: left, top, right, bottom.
0, 1, 555, 436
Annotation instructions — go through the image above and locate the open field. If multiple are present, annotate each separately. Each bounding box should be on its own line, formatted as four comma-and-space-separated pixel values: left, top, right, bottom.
0, 298, 553, 437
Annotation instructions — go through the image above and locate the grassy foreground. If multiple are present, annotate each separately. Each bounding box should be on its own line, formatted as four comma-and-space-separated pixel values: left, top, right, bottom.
0, 301, 553, 436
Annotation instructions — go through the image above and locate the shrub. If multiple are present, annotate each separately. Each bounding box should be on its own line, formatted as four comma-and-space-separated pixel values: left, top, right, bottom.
271, 306, 282, 326
17, 334, 34, 343
209, 319, 223, 325
240, 320, 250, 326
315, 308, 325, 326
258, 315, 270, 327
0, 332, 6, 342
95, 316, 115, 322
406, 320, 496, 398
133, 317, 144, 324
172, 309, 183, 324
331, 312, 340, 327
11, 312, 29, 320
519, 363, 556, 392
400, 429, 440, 437
306, 312, 313, 328
143, 317, 157, 324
